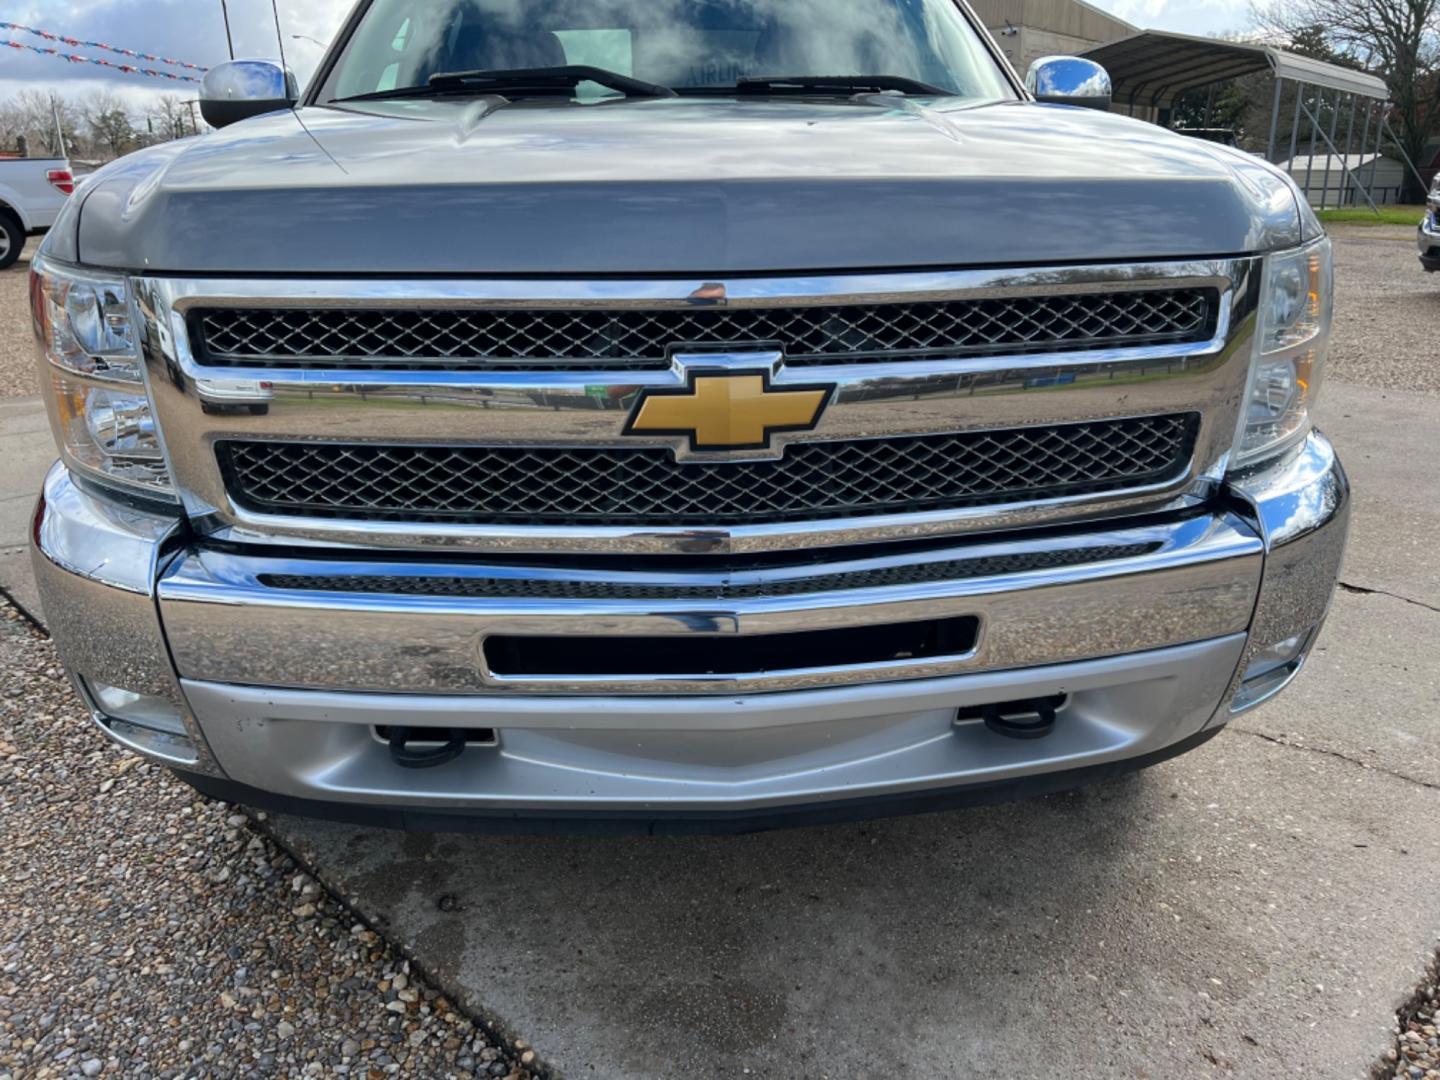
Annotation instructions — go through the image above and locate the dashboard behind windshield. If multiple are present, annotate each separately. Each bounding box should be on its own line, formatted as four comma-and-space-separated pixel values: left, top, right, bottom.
316, 0, 1016, 103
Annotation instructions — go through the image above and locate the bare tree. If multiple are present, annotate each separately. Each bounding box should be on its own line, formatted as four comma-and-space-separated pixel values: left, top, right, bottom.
149, 95, 194, 141
1, 87, 198, 160
0, 90, 77, 157
1254, 0, 1440, 200
79, 89, 135, 159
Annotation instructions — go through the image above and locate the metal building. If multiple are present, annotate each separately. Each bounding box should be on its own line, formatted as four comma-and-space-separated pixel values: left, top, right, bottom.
1276, 152, 1406, 207
970, 0, 1135, 73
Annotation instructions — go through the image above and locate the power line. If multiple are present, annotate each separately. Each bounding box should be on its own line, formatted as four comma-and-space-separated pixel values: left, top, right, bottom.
0, 21, 208, 71
2, 40, 205, 83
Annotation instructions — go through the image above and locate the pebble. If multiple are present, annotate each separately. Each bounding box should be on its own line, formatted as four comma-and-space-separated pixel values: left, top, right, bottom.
1388, 985, 1440, 1080
0, 608, 534, 1080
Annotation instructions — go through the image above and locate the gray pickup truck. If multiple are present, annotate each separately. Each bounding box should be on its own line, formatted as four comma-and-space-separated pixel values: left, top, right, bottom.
29, 0, 1348, 832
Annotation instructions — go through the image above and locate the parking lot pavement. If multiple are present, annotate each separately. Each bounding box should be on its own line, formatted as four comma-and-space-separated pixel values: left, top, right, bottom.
0, 224, 1436, 1077
1327, 223, 1440, 394
0, 241, 53, 618
0, 240, 39, 399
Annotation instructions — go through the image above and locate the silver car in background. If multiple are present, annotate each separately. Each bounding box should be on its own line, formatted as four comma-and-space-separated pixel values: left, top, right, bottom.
1419, 177, 1440, 270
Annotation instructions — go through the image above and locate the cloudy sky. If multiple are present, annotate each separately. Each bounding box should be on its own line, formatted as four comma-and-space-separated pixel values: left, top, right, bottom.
1089, 0, 1249, 36
2, 0, 354, 112
2, 0, 1250, 115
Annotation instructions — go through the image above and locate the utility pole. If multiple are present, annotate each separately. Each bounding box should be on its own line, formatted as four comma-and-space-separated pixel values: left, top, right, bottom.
220, 0, 235, 60
50, 95, 68, 159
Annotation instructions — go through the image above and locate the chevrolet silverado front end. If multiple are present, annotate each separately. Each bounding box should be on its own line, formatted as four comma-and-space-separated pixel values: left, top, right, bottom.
28, 0, 1348, 832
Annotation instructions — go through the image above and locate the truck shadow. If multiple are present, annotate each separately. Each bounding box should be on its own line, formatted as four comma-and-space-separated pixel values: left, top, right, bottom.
281, 768, 1165, 1069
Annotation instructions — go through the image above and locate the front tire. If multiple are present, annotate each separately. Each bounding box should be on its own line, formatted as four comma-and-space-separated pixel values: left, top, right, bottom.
0, 214, 23, 271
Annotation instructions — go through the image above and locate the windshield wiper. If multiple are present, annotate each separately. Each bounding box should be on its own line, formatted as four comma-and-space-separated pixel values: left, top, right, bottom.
333, 64, 675, 104
735, 74, 950, 97
433, 65, 675, 98
334, 65, 674, 104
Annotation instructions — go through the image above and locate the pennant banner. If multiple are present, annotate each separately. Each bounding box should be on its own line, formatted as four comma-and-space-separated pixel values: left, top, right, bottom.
3, 39, 205, 83
0, 22, 208, 73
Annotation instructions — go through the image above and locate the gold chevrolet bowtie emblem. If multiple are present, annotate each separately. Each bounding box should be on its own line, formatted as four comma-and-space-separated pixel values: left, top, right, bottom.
624, 371, 833, 451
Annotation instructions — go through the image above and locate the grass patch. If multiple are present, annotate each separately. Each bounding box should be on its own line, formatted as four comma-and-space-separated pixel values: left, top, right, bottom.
1316, 204, 1425, 226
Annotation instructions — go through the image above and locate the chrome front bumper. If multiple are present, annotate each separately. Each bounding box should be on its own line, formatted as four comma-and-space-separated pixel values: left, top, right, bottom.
31, 431, 1349, 828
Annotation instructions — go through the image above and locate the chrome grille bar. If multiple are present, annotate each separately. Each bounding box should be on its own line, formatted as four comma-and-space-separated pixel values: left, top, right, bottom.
258, 543, 1159, 600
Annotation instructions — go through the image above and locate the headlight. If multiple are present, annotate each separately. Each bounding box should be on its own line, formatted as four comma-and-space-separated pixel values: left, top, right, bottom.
29, 255, 175, 499
1233, 238, 1333, 468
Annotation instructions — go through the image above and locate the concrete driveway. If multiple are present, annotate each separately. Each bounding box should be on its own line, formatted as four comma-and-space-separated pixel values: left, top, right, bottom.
3, 226, 1437, 1078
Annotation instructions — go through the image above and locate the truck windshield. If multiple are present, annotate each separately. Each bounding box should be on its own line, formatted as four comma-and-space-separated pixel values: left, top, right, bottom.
319, 0, 1015, 104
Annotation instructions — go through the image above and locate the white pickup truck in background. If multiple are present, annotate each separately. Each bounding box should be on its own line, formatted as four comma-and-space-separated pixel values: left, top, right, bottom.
0, 157, 73, 270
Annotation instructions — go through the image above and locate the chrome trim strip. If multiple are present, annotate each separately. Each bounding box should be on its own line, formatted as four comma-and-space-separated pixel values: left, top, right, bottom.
210, 484, 1203, 556
152, 264, 1238, 308
157, 511, 1263, 695
135, 260, 1258, 555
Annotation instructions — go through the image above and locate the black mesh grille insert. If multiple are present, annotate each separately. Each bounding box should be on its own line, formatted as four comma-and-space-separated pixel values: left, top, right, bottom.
191, 289, 1217, 371
259, 544, 1159, 600
217, 415, 1198, 527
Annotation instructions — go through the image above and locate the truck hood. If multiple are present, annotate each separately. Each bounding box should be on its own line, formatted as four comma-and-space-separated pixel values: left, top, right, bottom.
69, 96, 1308, 275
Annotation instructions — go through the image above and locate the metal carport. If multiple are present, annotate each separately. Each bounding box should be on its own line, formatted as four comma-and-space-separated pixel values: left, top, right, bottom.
1082, 30, 1408, 210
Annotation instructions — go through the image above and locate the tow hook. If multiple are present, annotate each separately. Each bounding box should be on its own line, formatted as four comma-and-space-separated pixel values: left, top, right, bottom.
387, 726, 468, 769
978, 696, 1063, 740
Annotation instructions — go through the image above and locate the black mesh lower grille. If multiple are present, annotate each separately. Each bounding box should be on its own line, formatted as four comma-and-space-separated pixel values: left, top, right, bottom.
217, 414, 1198, 528
259, 544, 1159, 600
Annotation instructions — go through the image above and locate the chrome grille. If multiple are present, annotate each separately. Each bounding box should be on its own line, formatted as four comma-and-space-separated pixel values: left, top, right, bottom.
217, 415, 1198, 527
259, 544, 1159, 600
191, 289, 1216, 371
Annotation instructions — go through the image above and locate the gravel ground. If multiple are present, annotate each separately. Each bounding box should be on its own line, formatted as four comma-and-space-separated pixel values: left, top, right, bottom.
0, 240, 38, 400
1328, 222, 1440, 394
1378, 960, 1440, 1080
0, 604, 535, 1080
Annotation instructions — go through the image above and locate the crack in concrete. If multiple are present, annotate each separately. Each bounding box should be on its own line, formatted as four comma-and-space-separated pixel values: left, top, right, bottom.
1233, 727, 1440, 792
1339, 581, 1440, 615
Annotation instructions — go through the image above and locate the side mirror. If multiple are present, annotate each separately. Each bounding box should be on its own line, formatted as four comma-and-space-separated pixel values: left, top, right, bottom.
200, 60, 299, 129
1025, 56, 1112, 111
